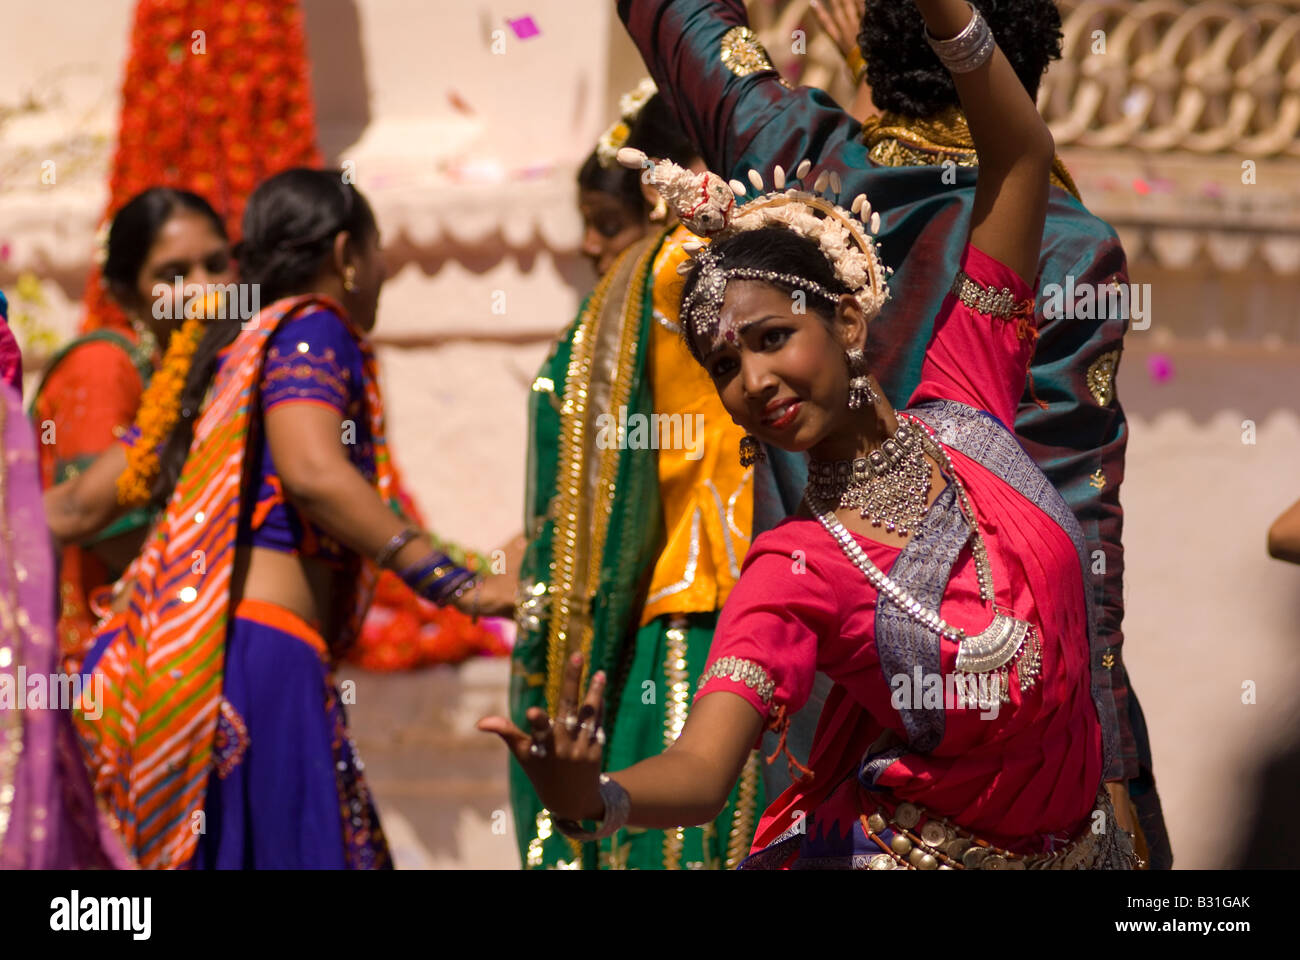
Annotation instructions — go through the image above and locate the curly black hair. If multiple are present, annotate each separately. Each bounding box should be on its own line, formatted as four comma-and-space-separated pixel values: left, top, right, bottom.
858, 0, 1063, 117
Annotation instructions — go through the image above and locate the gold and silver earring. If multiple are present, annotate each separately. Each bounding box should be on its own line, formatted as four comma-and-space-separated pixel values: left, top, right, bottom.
343, 267, 358, 293
739, 434, 765, 466
845, 348, 878, 410
649, 197, 668, 223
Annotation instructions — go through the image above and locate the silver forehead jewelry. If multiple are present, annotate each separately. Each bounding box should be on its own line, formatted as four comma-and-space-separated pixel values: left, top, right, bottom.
804, 413, 1041, 702
845, 348, 878, 410
925, 2, 995, 74
807, 421, 932, 535
682, 245, 843, 361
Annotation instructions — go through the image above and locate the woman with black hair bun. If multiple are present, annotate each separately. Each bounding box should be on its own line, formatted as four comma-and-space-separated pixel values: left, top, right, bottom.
57, 168, 508, 869
32, 187, 235, 667
506, 85, 768, 870
576, 87, 701, 275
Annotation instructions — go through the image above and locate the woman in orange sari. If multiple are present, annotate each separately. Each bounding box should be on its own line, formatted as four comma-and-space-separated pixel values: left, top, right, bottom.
31, 188, 235, 665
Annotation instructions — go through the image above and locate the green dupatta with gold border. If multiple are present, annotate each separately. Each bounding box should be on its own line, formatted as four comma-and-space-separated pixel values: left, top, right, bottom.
510, 234, 667, 869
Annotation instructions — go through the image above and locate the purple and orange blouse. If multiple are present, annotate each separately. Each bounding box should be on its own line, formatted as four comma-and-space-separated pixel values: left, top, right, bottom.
123, 308, 373, 568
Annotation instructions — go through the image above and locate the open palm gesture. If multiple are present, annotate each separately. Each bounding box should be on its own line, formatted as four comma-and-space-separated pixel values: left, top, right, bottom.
478, 653, 608, 821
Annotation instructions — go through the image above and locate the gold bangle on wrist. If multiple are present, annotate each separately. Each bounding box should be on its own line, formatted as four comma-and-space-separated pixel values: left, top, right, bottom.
846, 46, 867, 85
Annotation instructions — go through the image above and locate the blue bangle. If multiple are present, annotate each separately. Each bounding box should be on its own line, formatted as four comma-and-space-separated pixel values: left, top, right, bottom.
399, 550, 476, 606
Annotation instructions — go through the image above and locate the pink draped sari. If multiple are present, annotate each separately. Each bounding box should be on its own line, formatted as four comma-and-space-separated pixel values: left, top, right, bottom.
0, 313, 131, 868
695, 245, 1103, 861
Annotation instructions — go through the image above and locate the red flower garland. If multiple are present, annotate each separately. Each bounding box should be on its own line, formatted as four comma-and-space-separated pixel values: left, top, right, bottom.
83, 0, 322, 331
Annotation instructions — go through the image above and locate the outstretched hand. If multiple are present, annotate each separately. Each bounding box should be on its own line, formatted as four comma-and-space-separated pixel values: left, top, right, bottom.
478, 652, 607, 821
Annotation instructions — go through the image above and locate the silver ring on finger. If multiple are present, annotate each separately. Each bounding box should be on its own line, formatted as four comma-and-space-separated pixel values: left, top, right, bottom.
579, 719, 595, 738
529, 740, 547, 759
564, 714, 579, 735
595, 727, 606, 747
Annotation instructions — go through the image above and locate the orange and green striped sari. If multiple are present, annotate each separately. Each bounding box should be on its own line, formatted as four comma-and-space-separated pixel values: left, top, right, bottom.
73, 294, 398, 868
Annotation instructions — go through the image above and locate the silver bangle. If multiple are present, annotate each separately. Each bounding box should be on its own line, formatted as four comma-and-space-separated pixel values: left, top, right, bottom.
375, 525, 420, 568
925, 2, 995, 74
554, 774, 630, 842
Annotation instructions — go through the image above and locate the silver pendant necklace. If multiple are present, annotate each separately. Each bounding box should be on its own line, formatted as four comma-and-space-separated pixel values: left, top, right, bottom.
805, 412, 1041, 703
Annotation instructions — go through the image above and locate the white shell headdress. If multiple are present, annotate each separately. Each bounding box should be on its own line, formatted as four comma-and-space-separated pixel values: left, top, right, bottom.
617, 147, 892, 359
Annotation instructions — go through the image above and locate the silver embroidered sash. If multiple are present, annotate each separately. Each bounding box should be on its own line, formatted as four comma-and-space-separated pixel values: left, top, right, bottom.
868, 482, 969, 768
906, 400, 1118, 777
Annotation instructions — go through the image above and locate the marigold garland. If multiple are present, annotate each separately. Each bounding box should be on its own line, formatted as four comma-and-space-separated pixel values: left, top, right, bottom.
115, 312, 207, 506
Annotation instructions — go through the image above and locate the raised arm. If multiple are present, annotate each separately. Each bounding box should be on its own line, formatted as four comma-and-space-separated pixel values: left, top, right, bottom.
618, 0, 868, 186
914, 0, 1054, 284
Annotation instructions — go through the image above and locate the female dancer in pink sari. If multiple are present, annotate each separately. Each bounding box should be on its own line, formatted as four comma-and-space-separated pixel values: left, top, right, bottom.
483, 0, 1136, 868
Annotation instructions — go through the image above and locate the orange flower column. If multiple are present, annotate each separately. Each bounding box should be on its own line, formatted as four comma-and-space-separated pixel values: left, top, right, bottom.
84, 0, 322, 333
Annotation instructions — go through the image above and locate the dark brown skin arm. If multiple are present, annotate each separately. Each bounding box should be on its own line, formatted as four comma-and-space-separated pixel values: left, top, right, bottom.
263, 402, 512, 618
44, 444, 131, 546
480, 653, 762, 826
915, 0, 1055, 285
263, 402, 432, 572
1268, 497, 1300, 565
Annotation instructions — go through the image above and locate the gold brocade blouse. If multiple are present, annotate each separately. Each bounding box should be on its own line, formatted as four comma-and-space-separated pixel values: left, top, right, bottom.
640, 226, 753, 626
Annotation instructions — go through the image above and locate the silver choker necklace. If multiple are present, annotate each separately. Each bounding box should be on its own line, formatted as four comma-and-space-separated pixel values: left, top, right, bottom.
807, 421, 933, 535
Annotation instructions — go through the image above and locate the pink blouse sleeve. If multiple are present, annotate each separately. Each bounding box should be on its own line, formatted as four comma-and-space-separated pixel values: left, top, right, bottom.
906, 243, 1037, 429
693, 533, 837, 727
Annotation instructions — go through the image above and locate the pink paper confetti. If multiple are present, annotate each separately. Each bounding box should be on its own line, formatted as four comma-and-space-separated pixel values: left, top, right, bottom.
1132, 178, 1151, 196
1201, 181, 1224, 199
508, 16, 540, 39
0, 243, 9, 261
1147, 354, 1174, 383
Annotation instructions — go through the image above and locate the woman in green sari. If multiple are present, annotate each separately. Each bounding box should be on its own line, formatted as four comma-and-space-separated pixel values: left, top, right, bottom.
510, 90, 765, 869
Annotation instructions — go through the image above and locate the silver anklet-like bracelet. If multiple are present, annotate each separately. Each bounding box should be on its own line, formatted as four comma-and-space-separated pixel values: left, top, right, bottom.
925, 2, 995, 74
554, 774, 631, 842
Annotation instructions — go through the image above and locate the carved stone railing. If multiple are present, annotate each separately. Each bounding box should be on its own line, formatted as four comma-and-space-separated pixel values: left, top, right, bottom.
1044, 0, 1300, 157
